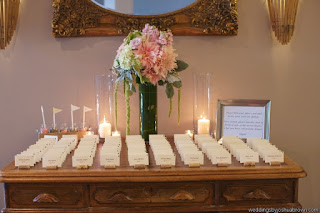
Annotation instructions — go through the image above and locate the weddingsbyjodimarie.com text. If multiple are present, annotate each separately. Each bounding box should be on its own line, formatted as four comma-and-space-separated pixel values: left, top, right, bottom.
248, 207, 319, 213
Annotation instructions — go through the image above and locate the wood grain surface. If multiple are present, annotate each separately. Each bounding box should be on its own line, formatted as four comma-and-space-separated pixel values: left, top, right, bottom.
0, 137, 306, 183
0, 136, 306, 213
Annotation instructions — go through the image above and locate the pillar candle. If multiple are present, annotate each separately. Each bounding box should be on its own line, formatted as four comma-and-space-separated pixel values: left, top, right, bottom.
198, 117, 210, 134
99, 120, 111, 138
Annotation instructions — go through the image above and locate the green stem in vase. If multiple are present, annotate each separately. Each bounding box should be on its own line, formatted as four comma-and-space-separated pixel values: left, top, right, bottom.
178, 88, 181, 125
169, 98, 173, 117
124, 80, 130, 135
139, 83, 157, 141
114, 81, 119, 130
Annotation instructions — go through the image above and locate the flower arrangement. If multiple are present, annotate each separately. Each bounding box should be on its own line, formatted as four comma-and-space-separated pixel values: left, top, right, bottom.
112, 24, 188, 135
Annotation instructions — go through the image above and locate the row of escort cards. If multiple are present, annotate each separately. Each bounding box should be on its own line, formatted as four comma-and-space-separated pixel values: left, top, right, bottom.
15, 134, 284, 169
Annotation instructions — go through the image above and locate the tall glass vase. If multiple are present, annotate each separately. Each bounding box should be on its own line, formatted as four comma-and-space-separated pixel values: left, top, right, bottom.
193, 73, 214, 136
95, 74, 113, 138
139, 83, 157, 141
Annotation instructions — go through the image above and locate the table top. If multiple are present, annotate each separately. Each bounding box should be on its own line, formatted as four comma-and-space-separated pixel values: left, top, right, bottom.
0, 137, 306, 183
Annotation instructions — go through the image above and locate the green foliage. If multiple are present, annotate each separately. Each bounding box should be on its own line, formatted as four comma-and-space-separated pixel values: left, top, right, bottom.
166, 72, 181, 83
173, 81, 182, 88
169, 98, 173, 118
175, 60, 189, 72
166, 83, 174, 99
125, 30, 142, 44
136, 76, 150, 85
158, 80, 165, 86
114, 82, 119, 130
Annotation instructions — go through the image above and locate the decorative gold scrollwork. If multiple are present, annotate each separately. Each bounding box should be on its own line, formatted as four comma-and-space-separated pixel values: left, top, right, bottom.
143, 186, 157, 197
52, 0, 105, 37
243, 189, 271, 200
52, 0, 238, 37
107, 192, 133, 202
169, 190, 195, 201
115, 17, 176, 35
33, 193, 59, 203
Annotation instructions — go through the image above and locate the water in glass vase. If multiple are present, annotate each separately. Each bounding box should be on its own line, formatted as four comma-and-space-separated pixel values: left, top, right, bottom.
139, 83, 157, 141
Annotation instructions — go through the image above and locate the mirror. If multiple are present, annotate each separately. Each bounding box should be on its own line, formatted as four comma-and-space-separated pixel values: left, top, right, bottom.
91, 0, 197, 15
0, 0, 21, 50
52, 0, 238, 37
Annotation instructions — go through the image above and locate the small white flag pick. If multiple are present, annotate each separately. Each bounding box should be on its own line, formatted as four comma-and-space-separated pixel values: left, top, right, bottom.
82, 106, 93, 129
53, 107, 63, 114
71, 104, 80, 112
52, 107, 62, 129
41, 106, 46, 129
71, 104, 80, 130
83, 106, 92, 113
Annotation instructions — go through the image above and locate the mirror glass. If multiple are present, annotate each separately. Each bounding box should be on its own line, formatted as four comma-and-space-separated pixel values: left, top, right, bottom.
92, 0, 197, 15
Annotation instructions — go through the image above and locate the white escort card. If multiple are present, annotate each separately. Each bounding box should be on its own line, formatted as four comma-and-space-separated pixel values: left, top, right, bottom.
82, 134, 99, 144
61, 134, 78, 143
184, 152, 204, 165
44, 135, 59, 143
15, 138, 56, 168
174, 134, 204, 167
42, 148, 68, 168
194, 134, 213, 145
247, 138, 284, 165
149, 135, 175, 168
220, 136, 259, 166
72, 135, 98, 169
100, 136, 121, 168
42, 136, 78, 169
209, 150, 232, 165
126, 135, 149, 168
195, 134, 231, 166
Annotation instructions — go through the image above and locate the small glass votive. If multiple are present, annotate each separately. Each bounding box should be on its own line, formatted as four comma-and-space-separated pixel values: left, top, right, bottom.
60, 123, 68, 133
112, 130, 121, 137
185, 130, 194, 139
40, 124, 48, 134
86, 131, 94, 136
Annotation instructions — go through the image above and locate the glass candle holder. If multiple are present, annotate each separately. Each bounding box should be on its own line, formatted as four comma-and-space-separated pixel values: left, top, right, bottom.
95, 74, 114, 138
86, 131, 95, 136
185, 130, 194, 139
193, 73, 214, 136
112, 130, 121, 137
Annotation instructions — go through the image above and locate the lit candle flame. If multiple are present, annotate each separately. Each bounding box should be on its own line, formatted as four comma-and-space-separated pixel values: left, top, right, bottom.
112, 130, 120, 136
185, 130, 194, 139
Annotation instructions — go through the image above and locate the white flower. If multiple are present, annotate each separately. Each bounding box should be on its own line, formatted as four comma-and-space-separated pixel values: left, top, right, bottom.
118, 45, 134, 70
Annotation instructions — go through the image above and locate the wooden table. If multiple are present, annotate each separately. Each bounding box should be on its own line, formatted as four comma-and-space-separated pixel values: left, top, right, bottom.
0, 137, 306, 213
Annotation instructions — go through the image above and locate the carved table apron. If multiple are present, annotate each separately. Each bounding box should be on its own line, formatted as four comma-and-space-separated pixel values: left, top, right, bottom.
0, 138, 306, 213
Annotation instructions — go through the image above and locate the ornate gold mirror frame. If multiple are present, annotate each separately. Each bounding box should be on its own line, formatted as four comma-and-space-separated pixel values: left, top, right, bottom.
0, 0, 20, 49
52, 0, 238, 37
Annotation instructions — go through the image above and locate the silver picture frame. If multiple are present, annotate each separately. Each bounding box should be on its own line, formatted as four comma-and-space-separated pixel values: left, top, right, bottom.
216, 99, 271, 140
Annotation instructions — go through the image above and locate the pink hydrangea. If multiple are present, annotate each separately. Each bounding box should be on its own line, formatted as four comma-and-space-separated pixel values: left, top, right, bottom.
130, 38, 141, 50
135, 40, 159, 70
160, 46, 178, 72
159, 31, 173, 46
115, 24, 179, 84
142, 24, 159, 42
142, 68, 162, 85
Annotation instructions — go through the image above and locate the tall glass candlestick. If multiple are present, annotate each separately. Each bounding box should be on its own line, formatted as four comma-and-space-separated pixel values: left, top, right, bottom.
193, 73, 214, 136
95, 74, 114, 137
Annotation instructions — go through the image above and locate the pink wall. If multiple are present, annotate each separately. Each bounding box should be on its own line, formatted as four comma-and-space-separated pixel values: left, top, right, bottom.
1, 0, 319, 209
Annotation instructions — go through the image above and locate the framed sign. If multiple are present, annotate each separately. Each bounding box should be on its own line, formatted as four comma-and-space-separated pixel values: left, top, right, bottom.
216, 100, 271, 140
